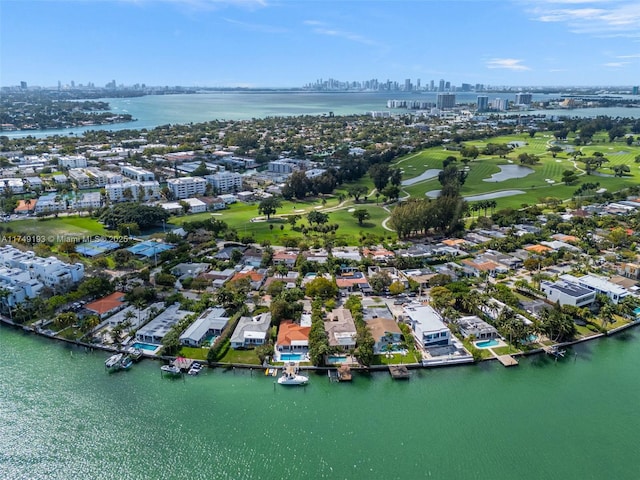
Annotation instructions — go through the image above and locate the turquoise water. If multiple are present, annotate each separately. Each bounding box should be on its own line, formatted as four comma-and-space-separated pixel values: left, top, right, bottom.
327, 355, 347, 364
6, 92, 640, 139
2, 325, 640, 479
476, 338, 499, 348
279, 353, 303, 361
130, 342, 159, 351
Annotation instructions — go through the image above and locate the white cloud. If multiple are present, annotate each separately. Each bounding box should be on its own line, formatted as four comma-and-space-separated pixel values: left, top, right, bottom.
486, 58, 531, 71
603, 62, 629, 67
306, 23, 381, 47
616, 53, 640, 58
528, 1, 640, 37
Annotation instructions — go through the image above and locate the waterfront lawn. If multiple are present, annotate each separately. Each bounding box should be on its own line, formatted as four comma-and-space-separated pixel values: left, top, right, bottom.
373, 352, 420, 365
178, 346, 209, 361
575, 324, 601, 338
492, 345, 522, 356
218, 347, 261, 365
604, 315, 631, 332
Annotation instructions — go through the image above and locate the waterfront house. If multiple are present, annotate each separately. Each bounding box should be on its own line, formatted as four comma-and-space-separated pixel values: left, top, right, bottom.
179, 308, 229, 347
367, 317, 403, 354
135, 303, 191, 345
85, 292, 126, 319
540, 279, 596, 307
230, 312, 271, 349
276, 320, 311, 358
403, 304, 451, 348
457, 316, 499, 340
324, 307, 357, 350
560, 273, 629, 304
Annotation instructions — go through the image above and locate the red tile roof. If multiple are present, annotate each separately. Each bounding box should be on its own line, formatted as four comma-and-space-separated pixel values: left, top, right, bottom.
277, 321, 310, 346
85, 292, 125, 315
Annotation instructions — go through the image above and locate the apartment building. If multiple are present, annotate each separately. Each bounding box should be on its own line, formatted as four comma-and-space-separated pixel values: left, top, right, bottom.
167, 176, 207, 199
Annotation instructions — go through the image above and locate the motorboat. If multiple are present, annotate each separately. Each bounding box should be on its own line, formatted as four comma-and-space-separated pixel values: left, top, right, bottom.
120, 355, 133, 370
161, 364, 182, 375
105, 353, 123, 370
277, 371, 309, 385
277, 362, 308, 386
188, 362, 202, 375
126, 347, 143, 362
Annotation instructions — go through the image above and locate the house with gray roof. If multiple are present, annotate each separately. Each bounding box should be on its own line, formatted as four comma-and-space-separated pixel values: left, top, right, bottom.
180, 307, 229, 347
230, 312, 271, 349
457, 316, 499, 340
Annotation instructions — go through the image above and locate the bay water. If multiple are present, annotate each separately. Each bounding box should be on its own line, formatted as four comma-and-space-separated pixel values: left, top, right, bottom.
6, 92, 640, 140
2, 325, 640, 479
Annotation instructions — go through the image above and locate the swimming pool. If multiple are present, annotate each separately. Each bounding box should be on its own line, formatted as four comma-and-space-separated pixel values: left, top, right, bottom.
327, 356, 347, 364
280, 353, 303, 361
130, 342, 160, 352
475, 339, 499, 348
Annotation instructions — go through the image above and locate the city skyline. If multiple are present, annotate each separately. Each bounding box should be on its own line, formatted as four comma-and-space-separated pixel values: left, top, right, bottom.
1, 0, 639, 88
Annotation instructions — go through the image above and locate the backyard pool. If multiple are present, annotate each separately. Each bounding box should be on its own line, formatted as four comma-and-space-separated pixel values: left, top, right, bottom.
130, 342, 160, 352
327, 356, 347, 364
475, 339, 499, 348
280, 353, 304, 362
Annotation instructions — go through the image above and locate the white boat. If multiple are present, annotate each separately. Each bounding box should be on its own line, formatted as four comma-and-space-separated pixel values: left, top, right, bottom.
161, 364, 182, 375
105, 353, 123, 370
277, 372, 309, 385
127, 347, 143, 361
188, 362, 202, 375
277, 362, 308, 386
120, 355, 133, 370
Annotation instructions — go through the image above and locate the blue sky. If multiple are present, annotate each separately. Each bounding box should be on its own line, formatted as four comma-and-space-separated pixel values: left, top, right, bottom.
1, 0, 639, 88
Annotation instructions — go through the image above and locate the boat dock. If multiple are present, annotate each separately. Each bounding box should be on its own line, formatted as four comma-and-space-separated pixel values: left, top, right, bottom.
496, 355, 519, 367
337, 365, 352, 382
389, 365, 410, 380
542, 345, 566, 359
174, 357, 193, 372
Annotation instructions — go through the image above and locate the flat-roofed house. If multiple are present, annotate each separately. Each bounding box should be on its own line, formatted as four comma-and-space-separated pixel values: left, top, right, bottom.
404, 303, 450, 348
540, 279, 596, 307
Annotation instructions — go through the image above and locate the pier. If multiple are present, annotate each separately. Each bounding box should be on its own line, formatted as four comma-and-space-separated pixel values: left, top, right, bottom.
496, 355, 519, 367
389, 365, 410, 379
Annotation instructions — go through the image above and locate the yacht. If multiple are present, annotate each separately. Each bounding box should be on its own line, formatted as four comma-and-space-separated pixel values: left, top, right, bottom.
277, 362, 309, 386
105, 353, 123, 370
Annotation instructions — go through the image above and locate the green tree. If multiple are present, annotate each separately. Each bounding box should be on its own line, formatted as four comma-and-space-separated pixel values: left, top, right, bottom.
388, 281, 405, 296
352, 208, 370, 225
257, 197, 282, 220
305, 277, 338, 299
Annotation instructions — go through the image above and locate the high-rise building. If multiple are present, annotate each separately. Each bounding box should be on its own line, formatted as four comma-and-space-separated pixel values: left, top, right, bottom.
416, 79, 421, 90
404, 79, 412, 91
476, 96, 489, 112
515, 93, 532, 105
436, 93, 456, 110
633, 86, 639, 95
430, 80, 435, 91
20, 81, 27, 89
445, 81, 451, 90
438, 79, 445, 92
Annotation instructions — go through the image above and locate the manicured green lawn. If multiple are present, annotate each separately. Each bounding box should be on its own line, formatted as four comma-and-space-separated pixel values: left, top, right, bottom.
10, 215, 110, 239
395, 133, 640, 210
218, 347, 262, 365
492, 345, 522, 356
178, 346, 209, 361
604, 315, 631, 332
373, 352, 420, 365
169, 199, 394, 245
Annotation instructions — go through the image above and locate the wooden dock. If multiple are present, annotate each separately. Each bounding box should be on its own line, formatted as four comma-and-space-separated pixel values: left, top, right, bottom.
389, 365, 410, 379
174, 357, 193, 372
496, 355, 519, 367
337, 365, 352, 382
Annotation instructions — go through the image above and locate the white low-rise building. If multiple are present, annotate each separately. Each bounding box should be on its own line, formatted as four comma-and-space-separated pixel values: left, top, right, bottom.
560, 273, 628, 304
121, 165, 155, 182
105, 181, 160, 203
58, 155, 87, 169
541, 279, 596, 307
